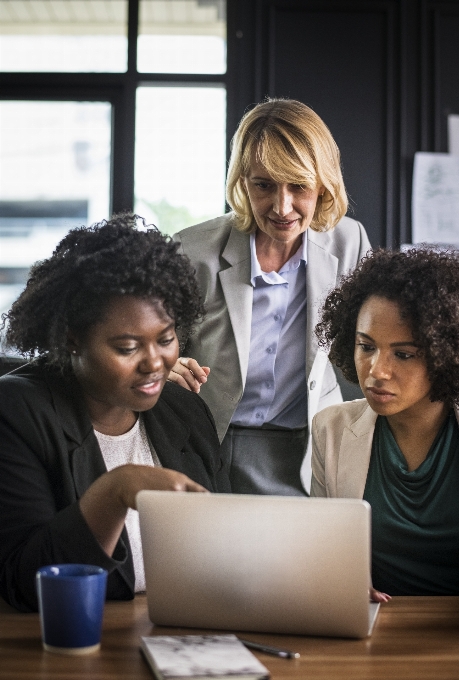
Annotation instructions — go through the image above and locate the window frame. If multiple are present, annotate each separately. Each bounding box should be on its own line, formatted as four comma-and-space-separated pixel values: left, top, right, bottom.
0, 0, 231, 216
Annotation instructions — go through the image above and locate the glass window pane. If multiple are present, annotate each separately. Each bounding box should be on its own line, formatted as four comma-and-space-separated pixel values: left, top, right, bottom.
134, 86, 226, 235
0, 100, 111, 320
0, 0, 127, 73
138, 0, 226, 74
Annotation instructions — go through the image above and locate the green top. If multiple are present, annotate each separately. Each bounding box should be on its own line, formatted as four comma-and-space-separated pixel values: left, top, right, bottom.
363, 413, 459, 595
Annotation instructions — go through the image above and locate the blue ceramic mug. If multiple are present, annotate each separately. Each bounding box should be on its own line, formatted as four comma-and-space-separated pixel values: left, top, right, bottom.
36, 564, 108, 655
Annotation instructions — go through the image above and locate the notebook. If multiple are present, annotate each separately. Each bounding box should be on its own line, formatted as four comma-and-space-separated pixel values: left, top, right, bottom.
140, 634, 270, 679
137, 492, 379, 639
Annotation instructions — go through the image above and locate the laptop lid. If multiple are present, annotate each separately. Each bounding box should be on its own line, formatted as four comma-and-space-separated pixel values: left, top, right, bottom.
137, 492, 378, 639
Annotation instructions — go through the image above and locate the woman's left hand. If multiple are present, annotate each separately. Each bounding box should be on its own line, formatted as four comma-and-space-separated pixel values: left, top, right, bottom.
370, 587, 391, 603
168, 357, 210, 393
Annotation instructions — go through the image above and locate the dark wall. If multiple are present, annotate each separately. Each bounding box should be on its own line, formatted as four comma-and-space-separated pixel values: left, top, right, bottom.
227, 0, 459, 248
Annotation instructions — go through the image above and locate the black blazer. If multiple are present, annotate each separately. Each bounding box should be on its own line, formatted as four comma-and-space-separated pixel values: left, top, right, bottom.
0, 363, 230, 611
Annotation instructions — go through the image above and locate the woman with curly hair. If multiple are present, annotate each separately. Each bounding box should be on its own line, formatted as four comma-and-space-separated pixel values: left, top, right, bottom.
0, 214, 230, 612
312, 248, 459, 599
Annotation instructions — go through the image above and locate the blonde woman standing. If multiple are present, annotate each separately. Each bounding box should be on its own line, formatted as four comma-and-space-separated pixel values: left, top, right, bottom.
170, 99, 370, 495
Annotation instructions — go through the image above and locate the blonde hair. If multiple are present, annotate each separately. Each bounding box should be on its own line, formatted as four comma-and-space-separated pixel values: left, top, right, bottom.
226, 99, 348, 233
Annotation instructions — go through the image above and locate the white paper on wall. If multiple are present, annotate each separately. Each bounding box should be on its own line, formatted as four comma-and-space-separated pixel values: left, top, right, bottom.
412, 152, 459, 245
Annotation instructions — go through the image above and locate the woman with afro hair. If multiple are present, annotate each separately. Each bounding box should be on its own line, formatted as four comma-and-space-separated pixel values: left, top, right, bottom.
312, 247, 459, 600
0, 214, 230, 612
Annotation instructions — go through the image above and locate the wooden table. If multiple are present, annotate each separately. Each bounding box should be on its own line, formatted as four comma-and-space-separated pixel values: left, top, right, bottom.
0, 595, 458, 679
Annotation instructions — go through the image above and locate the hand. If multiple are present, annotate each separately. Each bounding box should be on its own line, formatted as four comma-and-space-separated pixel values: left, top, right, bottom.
79, 465, 208, 556
115, 465, 208, 510
370, 587, 391, 603
168, 357, 210, 393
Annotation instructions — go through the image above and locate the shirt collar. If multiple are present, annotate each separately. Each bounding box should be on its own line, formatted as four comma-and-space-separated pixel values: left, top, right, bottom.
249, 231, 308, 286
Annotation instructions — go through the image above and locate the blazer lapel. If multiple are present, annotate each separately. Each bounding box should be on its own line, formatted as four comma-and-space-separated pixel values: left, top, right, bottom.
46, 371, 107, 497
143, 403, 190, 474
219, 228, 253, 386
45, 369, 135, 594
306, 230, 339, 377
336, 404, 377, 498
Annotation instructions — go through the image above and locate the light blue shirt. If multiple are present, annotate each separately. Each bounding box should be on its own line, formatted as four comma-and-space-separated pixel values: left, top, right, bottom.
231, 232, 308, 429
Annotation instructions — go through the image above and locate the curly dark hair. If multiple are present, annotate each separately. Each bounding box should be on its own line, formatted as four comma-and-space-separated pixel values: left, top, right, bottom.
315, 247, 459, 405
2, 213, 205, 369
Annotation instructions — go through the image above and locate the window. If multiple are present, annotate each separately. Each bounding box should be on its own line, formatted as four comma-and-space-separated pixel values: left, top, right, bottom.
135, 85, 226, 235
0, 0, 128, 72
138, 0, 226, 74
0, 100, 111, 315
0, 0, 227, 325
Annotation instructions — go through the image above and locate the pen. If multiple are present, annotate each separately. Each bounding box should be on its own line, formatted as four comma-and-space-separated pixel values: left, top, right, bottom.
239, 638, 300, 659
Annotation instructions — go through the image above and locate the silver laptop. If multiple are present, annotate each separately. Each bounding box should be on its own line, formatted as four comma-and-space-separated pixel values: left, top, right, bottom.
137, 492, 379, 639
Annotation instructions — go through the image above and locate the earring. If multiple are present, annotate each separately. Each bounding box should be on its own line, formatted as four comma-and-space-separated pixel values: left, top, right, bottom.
71, 350, 77, 355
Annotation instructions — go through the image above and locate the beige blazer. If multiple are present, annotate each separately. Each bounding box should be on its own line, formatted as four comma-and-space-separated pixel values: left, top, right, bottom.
175, 213, 371, 492
311, 399, 459, 498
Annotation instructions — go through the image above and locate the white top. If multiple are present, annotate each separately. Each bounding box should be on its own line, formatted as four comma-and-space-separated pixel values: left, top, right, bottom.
94, 415, 161, 592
